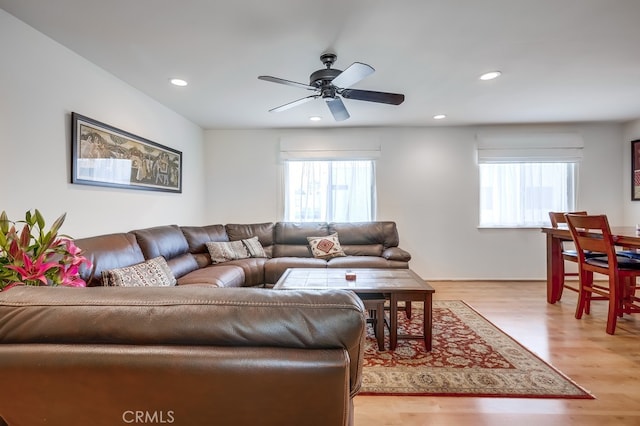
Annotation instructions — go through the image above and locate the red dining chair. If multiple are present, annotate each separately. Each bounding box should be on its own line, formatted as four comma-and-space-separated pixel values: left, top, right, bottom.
548, 211, 588, 300
565, 214, 640, 334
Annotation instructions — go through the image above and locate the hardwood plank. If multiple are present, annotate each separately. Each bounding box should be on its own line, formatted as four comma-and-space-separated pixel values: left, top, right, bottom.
354, 281, 640, 426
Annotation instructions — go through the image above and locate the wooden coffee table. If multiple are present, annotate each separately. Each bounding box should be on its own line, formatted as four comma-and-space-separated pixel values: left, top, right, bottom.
274, 268, 435, 351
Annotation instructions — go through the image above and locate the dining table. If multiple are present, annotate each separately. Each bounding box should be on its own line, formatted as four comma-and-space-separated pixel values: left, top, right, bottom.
541, 225, 640, 304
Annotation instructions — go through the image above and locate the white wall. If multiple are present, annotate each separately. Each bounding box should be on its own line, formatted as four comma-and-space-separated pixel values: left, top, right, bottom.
0, 10, 207, 238
205, 123, 624, 280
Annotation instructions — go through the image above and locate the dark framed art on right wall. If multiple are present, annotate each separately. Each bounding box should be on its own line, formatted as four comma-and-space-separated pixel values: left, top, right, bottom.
632, 139, 640, 200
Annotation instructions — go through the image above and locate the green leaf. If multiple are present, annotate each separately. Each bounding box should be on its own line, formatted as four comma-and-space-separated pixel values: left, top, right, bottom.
35, 209, 45, 230
0, 211, 9, 234
49, 213, 66, 235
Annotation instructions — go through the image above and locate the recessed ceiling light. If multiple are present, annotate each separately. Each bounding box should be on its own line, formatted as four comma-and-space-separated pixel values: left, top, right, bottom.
309, 116, 322, 122
170, 78, 188, 87
433, 114, 447, 120
479, 71, 502, 81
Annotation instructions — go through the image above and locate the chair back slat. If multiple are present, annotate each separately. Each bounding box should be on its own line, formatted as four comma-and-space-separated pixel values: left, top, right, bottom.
565, 214, 616, 260
549, 211, 587, 228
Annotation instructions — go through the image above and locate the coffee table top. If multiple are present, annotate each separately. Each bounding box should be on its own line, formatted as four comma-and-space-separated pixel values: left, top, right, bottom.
274, 268, 434, 293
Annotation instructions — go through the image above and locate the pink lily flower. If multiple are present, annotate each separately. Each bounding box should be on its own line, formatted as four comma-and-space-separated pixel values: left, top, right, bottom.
5, 252, 60, 285
60, 239, 91, 267
57, 263, 88, 287
63, 238, 82, 256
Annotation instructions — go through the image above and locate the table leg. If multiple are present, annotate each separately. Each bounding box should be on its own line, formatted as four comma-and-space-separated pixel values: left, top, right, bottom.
546, 233, 564, 304
389, 293, 399, 350
423, 293, 432, 351
374, 301, 385, 351
405, 301, 412, 319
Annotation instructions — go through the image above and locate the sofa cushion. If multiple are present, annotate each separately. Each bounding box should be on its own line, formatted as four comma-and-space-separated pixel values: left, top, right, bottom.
177, 264, 245, 287
131, 225, 198, 279
181, 224, 229, 253
206, 240, 250, 263
224, 258, 268, 287
226, 223, 274, 258
74, 233, 146, 286
329, 221, 400, 252
132, 225, 189, 260
273, 222, 329, 258
307, 233, 346, 260
102, 256, 176, 287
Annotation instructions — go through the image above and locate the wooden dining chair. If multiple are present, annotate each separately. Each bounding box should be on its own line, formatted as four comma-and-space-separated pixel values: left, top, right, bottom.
548, 211, 588, 300
565, 214, 640, 334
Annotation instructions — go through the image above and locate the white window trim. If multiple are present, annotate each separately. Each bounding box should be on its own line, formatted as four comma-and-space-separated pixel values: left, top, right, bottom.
477, 131, 584, 162
279, 137, 381, 161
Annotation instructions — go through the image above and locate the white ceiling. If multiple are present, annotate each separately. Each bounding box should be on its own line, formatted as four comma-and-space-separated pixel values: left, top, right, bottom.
2, 0, 640, 129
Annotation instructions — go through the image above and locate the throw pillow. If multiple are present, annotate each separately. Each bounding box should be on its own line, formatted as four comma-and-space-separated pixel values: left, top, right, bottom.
242, 236, 267, 258
307, 233, 346, 260
102, 256, 176, 287
206, 240, 250, 264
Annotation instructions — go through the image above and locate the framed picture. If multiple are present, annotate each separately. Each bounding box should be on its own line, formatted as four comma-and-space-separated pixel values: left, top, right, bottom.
71, 113, 182, 193
633, 139, 640, 200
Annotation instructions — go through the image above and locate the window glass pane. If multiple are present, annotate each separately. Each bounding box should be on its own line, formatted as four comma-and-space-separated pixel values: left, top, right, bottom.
479, 162, 576, 227
284, 160, 376, 222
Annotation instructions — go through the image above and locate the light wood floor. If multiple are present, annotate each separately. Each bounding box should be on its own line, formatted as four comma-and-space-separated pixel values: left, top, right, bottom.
353, 281, 640, 426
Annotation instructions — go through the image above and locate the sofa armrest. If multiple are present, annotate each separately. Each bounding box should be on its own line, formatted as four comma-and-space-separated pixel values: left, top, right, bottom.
382, 246, 412, 261
0, 286, 364, 425
0, 285, 365, 396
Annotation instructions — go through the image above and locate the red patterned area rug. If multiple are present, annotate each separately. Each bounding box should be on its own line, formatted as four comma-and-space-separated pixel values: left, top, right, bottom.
360, 300, 593, 398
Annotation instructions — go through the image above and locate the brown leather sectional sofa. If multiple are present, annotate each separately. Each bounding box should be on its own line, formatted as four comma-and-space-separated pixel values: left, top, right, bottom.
0, 285, 365, 426
0, 221, 410, 425
75, 221, 411, 287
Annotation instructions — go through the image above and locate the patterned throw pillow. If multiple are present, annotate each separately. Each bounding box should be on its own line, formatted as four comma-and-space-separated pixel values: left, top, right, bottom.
206, 240, 250, 264
102, 256, 176, 287
242, 236, 267, 258
307, 233, 346, 260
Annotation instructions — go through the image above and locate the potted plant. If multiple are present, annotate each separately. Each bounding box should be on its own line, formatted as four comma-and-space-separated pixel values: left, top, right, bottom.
0, 209, 91, 291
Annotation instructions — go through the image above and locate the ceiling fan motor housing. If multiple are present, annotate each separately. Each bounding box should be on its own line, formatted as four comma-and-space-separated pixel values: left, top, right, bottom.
309, 68, 342, 88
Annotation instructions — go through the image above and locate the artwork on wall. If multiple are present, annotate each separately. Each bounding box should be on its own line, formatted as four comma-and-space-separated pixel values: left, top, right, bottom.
633, 139, 640, 200
71, 113, 182, 193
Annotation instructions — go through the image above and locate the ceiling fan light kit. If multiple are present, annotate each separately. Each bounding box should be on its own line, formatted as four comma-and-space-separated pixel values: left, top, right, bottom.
258, 53, 405, 122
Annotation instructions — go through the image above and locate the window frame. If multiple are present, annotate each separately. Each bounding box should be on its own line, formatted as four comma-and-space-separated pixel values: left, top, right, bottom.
478, 161, 579, 228
282, 159, 377, 223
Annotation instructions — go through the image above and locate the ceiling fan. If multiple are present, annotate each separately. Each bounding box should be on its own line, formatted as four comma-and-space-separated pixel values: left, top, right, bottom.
258, 53, 405, 122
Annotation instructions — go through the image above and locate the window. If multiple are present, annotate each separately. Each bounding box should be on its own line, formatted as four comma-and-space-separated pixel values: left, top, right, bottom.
479, 162, 577, 227
476, 132, 583, 228
284, 160, 376, 222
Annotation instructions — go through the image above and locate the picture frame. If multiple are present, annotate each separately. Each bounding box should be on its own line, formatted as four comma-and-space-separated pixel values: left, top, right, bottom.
71, 112, 182, 193
633, 139, 640, 200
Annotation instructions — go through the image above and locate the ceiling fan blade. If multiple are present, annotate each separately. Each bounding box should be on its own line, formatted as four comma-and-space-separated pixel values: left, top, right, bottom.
331, 62, 375, 88
258, 75, 316, 91
269, 95, 318, 112
341, 89, 405, 105
326, 97, 350, 121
